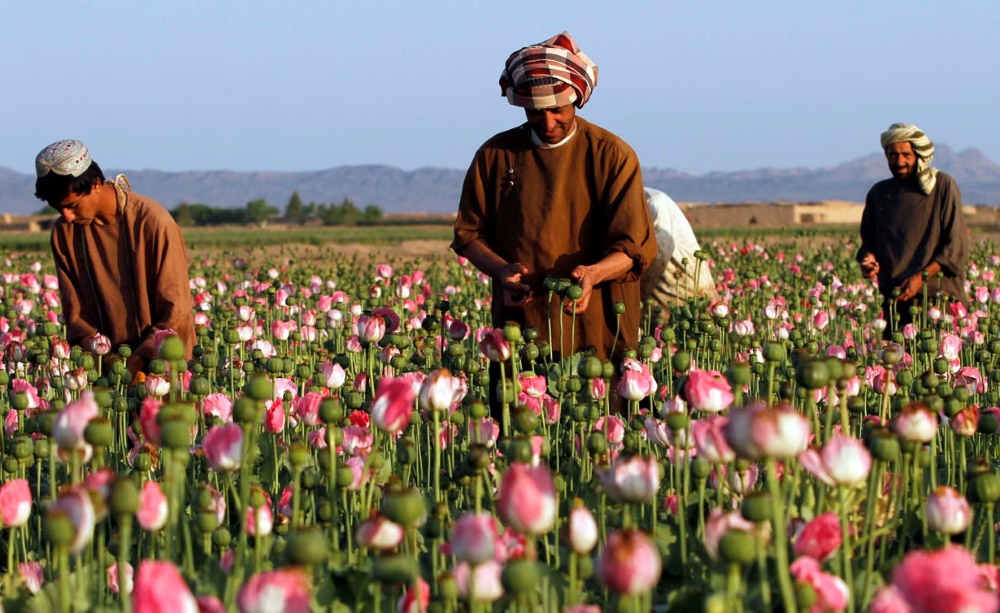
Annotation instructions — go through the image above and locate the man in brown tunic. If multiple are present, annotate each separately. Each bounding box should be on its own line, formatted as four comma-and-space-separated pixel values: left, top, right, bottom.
34, 140, 195, 374
857, 123, 969, 333
453, 32, 657, 364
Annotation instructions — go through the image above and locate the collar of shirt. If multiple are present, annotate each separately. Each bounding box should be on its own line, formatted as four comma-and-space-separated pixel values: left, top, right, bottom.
529, 123, 578, 149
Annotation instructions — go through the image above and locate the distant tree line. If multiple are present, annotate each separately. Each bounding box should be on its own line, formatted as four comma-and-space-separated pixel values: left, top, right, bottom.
170, 192, 383, 227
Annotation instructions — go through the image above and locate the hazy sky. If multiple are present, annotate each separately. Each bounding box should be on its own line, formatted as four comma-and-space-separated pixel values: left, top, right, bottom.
2, 1, 997, 176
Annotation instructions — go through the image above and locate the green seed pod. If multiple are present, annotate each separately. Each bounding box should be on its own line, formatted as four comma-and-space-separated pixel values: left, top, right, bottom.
244, 374, 274, 400
718, 530, 757, 565
381, 488, 426, 528
233, 397, 260, 425
43, 512, 76, 547
727, 362, 751, 387
968, 470, 1000, 503
586, 432, 608, 455
84, 418, 114, 448
197, 511, 219, 533
741, 492, 772, 522
763, 343, 786, 363
372, 554, 419, 584
691, 457, 713, 480
190, 377, 211, 397
286, 528, 328, 566
666, 413, 690, 431
796, 359, 830, 390
502, 559, 539, 594
866, 429, 900, 463
212, 527, 232, 548
579, 356, 603, 380
109, 476, 140, 517
978, 411, 1000, 434
158, 418, 191, 450
672, 351, 691, 373
158, 335, 186, 361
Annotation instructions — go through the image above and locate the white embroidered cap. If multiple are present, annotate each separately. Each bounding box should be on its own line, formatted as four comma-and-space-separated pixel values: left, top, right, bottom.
35, 140, 92, 178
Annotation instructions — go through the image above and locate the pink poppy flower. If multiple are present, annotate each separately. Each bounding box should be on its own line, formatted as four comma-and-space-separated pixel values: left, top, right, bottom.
138, 396, 163, 446
397, 577, 430, 613
47, 487, 96, 554
452, 560, 504, 602
144, 374, 171, 399
798, 434, 872, 487
691, 415, 736, 464
497, 463, 556, 535
137, 480, 169, 532
293, 392, 323, 427
237, 568, 311, 613
478, 329, 511, 362
341, 457, 368, 491
723, 400, 811, 460
449, 512, 501, 565
598, 455, 660, 503
132, 561, 197, 613
371, 377, 416, 433
926, 486, 973, 535
264, 399, 285, 434
567, 504, 598, 555
19, 561, 43, 594
201, 393, 233, 422
892, 402, 938, 443
598, 529, 662, 594
203, 423, 243, 472
0, 479, 32, 527
355, 513, 405, 551
319, 361, 346, 389
418, 369, 458, 413
617, 362, 657, 401
245, 488, 273, 537
340, 426, 373, 457
108, 562, 134, 595
792, 513, 842, 562
468, 417, 500, 448
357, 313, 386, 345
789, 556, 849, 612
196, 595, 226, 613
685, 369, 734, 413
53, 391, 99, 455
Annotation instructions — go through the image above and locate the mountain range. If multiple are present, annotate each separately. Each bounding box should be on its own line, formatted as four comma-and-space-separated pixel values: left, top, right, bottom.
2, 145, 998, 216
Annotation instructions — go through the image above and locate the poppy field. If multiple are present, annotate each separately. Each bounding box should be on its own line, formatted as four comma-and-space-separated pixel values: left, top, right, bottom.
2, 231, 1000, 612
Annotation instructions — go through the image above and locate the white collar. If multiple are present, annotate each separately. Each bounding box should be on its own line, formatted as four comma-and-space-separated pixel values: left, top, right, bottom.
529, 123, 578, 149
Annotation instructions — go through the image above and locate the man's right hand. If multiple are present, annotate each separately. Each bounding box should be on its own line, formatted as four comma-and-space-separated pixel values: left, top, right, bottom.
859, 253, 880, 279
500, 262, 531, 308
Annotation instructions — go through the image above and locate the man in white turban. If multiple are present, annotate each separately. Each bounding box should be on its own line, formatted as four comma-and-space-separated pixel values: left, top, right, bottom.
34, 140, 195, 375
856, 123, 968, 335
452, 31, 656, 417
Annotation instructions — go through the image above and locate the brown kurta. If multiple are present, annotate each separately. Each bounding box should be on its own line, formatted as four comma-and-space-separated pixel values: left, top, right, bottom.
51, 184, 195, 370
857, 171, 969, 302
452, 118, 657, 359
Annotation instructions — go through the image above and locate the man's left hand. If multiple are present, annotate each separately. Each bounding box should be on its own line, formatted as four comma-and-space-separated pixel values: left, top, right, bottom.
565, 265, 597, 314
896, 272, 924, 302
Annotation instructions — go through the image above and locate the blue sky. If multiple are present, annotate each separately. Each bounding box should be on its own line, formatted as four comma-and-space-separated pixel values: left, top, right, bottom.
2, 1, 997, 176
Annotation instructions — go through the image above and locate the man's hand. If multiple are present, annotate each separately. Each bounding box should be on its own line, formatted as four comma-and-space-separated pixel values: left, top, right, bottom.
500, 262, 532, 308
896, 272, 924, 302
565, 265, 597, 314
860, 253, 880, 279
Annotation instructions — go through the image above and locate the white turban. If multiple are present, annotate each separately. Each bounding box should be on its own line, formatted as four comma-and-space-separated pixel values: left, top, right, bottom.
35, 140, 92, 178
880, 123, 938, 195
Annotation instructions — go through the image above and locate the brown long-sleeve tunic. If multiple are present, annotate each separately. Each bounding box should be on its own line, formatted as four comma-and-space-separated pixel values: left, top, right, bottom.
452, 118, 657, 359
857, 171, 968, 302
51, 184, 195, 369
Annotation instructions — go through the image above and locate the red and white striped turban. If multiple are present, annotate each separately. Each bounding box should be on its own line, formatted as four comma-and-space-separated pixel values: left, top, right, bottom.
499, 31, 599, 110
